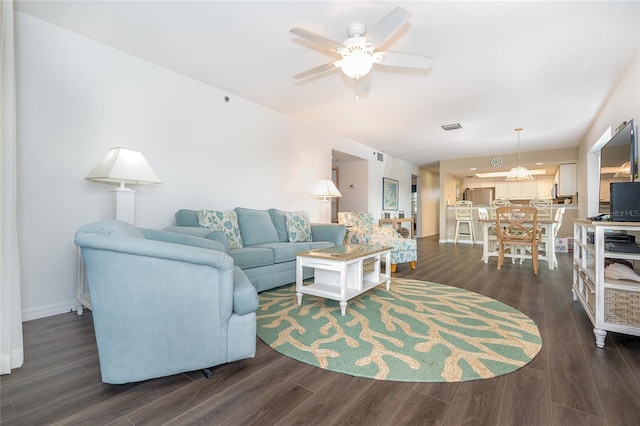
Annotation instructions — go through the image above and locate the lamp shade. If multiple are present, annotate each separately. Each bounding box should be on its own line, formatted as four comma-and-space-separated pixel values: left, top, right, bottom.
86, 147, 161, 186
311, 180, 342, 199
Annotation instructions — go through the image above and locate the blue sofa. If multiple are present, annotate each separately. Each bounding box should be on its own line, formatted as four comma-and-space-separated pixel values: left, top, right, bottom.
75, 220, 259, 384
164, 208, 346, 292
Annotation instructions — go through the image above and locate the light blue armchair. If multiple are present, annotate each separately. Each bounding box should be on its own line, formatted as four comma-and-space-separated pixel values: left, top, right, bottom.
74, 220, 259, 384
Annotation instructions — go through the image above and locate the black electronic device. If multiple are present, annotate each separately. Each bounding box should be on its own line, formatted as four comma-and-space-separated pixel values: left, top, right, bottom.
605, 242, 640, 253
610, 182, 640, 222
599, 120, 637, 214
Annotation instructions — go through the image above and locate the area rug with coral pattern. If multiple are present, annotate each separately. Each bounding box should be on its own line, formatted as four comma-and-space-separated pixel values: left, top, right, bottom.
256, 278, 542, 382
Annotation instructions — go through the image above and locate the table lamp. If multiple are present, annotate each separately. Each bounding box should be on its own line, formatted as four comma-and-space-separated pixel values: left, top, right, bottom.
85, 147, 161, 224
311, 179, 342, 223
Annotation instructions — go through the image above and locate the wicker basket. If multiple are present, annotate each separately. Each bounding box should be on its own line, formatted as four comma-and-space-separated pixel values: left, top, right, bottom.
584, 277, 596, 315
363, 257, 378, 274
605, 288, 640, 327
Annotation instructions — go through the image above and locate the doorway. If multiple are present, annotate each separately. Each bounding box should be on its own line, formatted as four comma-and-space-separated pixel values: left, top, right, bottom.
331, 150, 368, 215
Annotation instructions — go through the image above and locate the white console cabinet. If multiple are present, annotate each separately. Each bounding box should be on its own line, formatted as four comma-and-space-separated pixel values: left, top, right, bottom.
573, 220, 640, 347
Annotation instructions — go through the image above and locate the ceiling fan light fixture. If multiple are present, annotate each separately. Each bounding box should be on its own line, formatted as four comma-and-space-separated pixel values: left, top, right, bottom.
340, 51, 374, 79
339, 37, 374, 79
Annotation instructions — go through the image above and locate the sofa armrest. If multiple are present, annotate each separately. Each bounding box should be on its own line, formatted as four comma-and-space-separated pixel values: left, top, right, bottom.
372, 226, 399, 237
75, 233, 234, 270
163, 226, 229, 252
310, 223, 346, 246
142, 228, 225, 252
232, 267, 259, 315
346, 227, 370, 245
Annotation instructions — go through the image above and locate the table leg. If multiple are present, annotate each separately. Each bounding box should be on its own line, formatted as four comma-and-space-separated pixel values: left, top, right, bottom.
340, 261, 347, 315
547, 224, 556, 269
385, 251, 391, 290
296, 256, 303, 305
482, 223, 489, 263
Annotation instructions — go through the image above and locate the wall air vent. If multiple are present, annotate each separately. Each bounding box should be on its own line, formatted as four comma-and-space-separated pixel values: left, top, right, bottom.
377, 153, 384, 162
441, 123, 462, 131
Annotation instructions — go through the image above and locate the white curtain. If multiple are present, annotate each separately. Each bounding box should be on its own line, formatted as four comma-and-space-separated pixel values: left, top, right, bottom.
0, 0, 24, 375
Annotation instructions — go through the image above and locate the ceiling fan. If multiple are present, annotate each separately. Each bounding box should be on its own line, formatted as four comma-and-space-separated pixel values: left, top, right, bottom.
290, 7, 433, 82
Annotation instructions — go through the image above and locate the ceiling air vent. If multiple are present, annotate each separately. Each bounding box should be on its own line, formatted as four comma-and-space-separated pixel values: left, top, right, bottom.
441, 123, 462, 131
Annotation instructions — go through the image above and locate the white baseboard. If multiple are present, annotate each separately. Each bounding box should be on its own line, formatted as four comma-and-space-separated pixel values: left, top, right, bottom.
22, 301, 78, 321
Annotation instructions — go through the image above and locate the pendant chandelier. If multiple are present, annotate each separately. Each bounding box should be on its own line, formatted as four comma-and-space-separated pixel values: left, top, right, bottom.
505, 127, 533, 181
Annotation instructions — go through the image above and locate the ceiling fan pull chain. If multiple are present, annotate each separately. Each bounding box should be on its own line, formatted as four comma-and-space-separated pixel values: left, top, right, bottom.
353, 79, 360, 108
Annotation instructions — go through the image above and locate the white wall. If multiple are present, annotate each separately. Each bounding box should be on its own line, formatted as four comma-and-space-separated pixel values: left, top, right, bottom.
15, 13, 418, 320
578, 53, 640, 219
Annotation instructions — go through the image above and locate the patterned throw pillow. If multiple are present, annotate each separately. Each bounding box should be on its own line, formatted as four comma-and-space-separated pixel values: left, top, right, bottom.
197, 210, 243, 249
284, 211, 312, 242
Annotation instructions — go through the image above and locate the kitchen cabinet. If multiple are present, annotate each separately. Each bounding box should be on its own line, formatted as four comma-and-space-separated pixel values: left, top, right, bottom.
507, 179, 536, 199
495, 181, 508, 199
536, 176, 554, 199
573, 220, 640, 348
555, 163, 577, 196
466, 178, 496, 188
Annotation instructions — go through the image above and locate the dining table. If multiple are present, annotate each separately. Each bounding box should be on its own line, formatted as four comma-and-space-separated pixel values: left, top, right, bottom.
478, 218, 560, 270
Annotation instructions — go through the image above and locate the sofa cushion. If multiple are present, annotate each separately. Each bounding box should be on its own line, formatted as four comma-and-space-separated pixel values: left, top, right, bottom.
175, 209, 199, 227
235, 207, 279, 246
256, 241, 335, 263
198, 210, 244, 249
268, 208, 289, 242
228, 247, 274, 269
285, 211, 312, 242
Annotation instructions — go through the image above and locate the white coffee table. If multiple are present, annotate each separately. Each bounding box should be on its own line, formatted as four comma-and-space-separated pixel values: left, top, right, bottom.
295, 244, 392, 316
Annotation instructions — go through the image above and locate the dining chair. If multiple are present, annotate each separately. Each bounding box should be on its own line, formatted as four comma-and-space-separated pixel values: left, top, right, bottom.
539, 206, 565, 267
454, 200, 475, 244
529, 199, 553, 219
495, 206, 539, 274
489, 199, 512, 218
477, 207, 497, 253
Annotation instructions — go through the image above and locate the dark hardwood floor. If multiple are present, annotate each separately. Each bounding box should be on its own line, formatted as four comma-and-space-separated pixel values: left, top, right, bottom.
3, 236, 640, 425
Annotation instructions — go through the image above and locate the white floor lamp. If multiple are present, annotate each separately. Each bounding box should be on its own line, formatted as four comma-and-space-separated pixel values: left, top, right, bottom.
311, 179, 342, 223
85, 147, 161, 225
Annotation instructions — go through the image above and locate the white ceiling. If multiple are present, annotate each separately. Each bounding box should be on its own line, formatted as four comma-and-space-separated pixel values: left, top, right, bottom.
14, 1, 640, 173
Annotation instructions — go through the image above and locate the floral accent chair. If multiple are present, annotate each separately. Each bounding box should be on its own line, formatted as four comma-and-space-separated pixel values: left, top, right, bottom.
337, 212, 417, 272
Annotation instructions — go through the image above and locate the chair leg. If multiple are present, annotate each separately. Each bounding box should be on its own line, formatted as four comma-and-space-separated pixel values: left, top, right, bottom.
409, 261, 416, 270
532, 243, 539, 275
391, 264, 397, 273
454, 222, 460, 244
497, 243, 504, 270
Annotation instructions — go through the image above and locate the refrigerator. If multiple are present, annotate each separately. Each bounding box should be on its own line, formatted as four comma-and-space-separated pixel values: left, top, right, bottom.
463, 187, 495, 205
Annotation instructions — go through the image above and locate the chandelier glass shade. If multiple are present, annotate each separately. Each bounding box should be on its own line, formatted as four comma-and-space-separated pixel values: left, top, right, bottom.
505, 128, 533, 181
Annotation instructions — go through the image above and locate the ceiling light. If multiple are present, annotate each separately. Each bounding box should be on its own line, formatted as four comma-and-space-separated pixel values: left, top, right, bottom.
442, 123, 462, 131
505, 128, 533, 181
475, 169, 547, 179
338, 37, 374, 79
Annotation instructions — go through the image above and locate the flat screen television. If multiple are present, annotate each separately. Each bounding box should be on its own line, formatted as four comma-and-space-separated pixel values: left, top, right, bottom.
599, 119, 637, 214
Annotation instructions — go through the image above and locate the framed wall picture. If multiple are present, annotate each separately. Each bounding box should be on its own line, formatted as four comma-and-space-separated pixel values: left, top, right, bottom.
382, 177, 399, 210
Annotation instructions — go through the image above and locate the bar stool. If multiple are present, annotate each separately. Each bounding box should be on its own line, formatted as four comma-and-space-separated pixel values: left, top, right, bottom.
454, 201, 475, 244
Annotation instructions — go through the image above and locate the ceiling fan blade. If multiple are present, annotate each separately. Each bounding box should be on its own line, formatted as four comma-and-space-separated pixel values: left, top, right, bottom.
293, 61, 341, 79
290, 27, 343, 51
366, 7, 411, 48
375, 52, 433, 69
